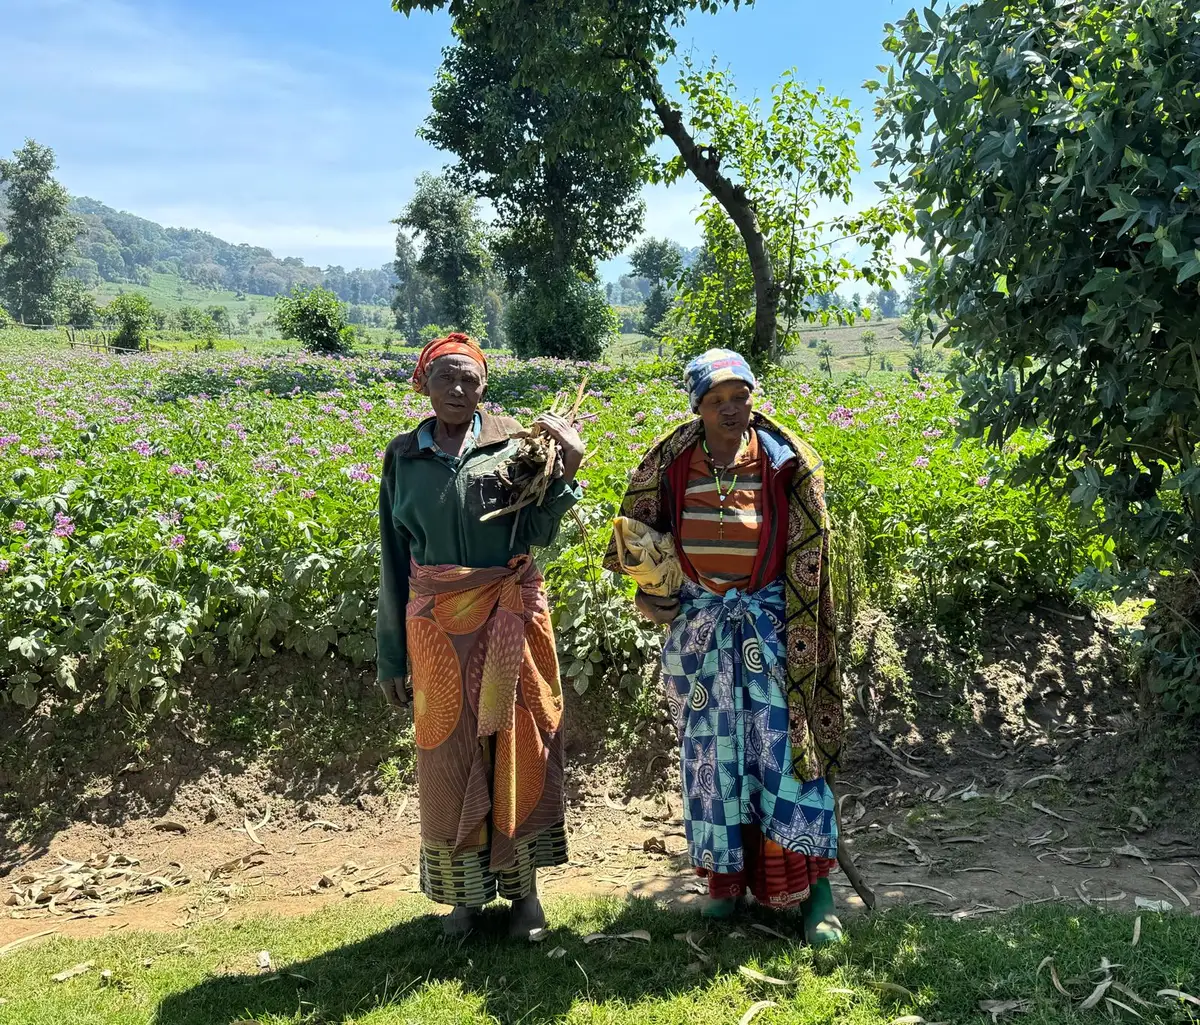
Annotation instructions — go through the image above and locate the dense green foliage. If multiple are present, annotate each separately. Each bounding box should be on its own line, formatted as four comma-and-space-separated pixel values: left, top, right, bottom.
103, 293, 155, 351
396, 173, 492, 337
0, 343, 1103, 711
423, 26, 645, 278
630, 237, 682, 337
877, 0, 1200, 711
0, 140, 79, 324
667, 64, 900, 364
274, 285, 354, 355
504, 269, 616, 361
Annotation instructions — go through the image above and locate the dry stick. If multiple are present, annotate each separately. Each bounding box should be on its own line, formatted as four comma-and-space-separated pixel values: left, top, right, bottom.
834, 792, 876, 910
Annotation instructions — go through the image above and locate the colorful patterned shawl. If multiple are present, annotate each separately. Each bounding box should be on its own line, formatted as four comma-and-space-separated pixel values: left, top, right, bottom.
604, 412, 844, 781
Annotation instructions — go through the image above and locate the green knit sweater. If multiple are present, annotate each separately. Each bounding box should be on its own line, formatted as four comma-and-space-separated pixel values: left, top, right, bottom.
375, 411, 581, 681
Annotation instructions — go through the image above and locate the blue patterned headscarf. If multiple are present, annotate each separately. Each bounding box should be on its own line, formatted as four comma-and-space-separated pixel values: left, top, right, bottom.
683, 348, 758, 412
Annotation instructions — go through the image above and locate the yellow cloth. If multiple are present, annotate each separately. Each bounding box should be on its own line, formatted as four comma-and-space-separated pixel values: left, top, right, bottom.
611, 517, 684, 597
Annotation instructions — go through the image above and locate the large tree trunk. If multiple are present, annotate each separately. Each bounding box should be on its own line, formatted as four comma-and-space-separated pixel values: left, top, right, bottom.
642, 73, 778, 362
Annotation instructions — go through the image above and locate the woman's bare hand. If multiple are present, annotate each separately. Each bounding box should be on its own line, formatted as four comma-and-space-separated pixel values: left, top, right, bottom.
379, 676, 411, 709
635, 588, 680, 626
534, 412, 585, 481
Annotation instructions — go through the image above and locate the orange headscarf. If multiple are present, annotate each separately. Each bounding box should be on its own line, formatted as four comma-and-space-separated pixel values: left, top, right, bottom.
411, 333, 487, 395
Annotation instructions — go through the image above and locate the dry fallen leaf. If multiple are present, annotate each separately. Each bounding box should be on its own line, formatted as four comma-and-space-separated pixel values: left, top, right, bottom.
1080, 977, 1113, 1010
1031, 801, 1072, 822
0, 929, 58, 957
1132, 916, 1142, 946
739, 966, 794, 987
869, 733, 931, 779
749, 923, 790, 941
1111, 984, 1151, 1009
684, 930, 710, 963
978, 998, 1032, 1021
546, 947, 567, 960
1134, 898, 1173, 913
1113, 843, 1151, 865
1158, 989, 1200, 1008
738, 1000, 778, 1025
1149, 876, 1191, 908
882, 881, 957, 900
52, 962, 94, 983
528, 928, 548, 943
582, 930, 651, 944
256, 951, 272, 972
1104, 997, 1144, 1019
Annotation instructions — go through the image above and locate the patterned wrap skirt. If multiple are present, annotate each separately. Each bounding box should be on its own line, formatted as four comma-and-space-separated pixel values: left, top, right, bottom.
406, 556, 567, 906
662, 579, 837, 908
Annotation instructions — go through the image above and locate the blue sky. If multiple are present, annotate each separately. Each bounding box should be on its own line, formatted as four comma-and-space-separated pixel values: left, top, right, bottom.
0, 0, 912, 276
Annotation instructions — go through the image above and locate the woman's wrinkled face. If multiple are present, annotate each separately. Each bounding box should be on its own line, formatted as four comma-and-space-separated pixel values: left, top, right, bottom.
698, 380, 754, 446
427, 354, 486, 426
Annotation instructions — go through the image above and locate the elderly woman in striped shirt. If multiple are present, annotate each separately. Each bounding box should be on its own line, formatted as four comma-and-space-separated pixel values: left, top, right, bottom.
604, 349, 846, 944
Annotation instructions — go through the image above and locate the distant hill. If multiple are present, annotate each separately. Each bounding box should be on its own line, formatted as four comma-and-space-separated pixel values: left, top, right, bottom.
65, 197, 397, 306
0, 189, 396, 307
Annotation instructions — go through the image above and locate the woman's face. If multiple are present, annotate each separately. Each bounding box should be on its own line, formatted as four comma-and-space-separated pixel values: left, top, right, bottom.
427, 354, 486, 426
698, 380, 754, 445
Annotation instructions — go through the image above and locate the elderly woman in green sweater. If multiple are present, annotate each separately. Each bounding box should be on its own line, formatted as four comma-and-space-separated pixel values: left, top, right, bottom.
376, 333, 585, 938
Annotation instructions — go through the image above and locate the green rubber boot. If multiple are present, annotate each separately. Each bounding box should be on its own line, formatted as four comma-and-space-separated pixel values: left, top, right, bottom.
702, 897, 737, 920
801, 877, 843, 947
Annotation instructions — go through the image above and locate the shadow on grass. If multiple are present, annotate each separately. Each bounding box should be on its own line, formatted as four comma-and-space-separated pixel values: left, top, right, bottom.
146, 897, 1200, 1025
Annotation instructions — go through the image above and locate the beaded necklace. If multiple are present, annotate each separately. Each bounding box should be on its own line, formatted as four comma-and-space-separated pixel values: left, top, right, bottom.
702, 433, 748, 539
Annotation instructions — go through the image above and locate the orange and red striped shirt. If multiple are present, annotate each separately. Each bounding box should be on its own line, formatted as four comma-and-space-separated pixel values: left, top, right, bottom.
679, 434, 763, 595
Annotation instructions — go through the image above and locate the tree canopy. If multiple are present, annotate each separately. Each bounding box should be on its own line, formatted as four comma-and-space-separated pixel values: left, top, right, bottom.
396, 172, 491, 337
0, 140, 78, 324
392, 0, 903, 361
876, 0, 1200, 709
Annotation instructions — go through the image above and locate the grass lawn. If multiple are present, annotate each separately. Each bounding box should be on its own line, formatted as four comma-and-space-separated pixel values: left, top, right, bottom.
2, 898, 1197, 1024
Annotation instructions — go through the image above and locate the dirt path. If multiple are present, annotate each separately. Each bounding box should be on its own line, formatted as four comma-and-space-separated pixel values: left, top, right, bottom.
5, 606, 1199, 945
5, 749, 1198, 947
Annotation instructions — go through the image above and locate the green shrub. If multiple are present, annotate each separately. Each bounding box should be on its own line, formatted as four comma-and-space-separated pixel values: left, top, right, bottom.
505, 270, 615, 361
103, 293, 154, 351
275, 286, 354, 355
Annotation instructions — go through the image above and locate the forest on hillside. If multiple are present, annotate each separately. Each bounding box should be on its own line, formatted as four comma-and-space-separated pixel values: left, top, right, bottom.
0, 191, 397, 306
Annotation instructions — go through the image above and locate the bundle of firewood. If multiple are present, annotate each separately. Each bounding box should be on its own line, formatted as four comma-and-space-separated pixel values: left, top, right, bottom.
481, 378, 588, 538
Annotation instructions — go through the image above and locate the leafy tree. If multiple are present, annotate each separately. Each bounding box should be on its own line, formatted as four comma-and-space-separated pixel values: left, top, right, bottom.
861, 329, 878, 374
630, 237, 683, 339
420, 24, 643, 359
53, 277, 97, 327
206, 305, 231, 337
418, 323, 454, 346
391, 227, 440, 343
275, 285, 354, 355
175, 305, 204, 333
396, 173, 489, 335
392, 0, 904, 362
505, 269, 615, 362
0, 140, 79, 324
876, 0, 1200, 711
0, 303, 12, 329
482, 290, 505, 350
236, 309, 253, 332
666, 64, 899, 365
869, 287, 901, 319
104, 293, 154, 351
816, 340, 834, 378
